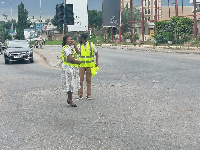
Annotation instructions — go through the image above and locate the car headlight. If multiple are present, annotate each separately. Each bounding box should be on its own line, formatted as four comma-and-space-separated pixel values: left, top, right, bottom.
26, 51, 31, 55
5, 52, 11, 57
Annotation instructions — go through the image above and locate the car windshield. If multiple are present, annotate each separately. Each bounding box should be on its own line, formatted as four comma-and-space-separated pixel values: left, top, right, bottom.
7, 41, 29, 48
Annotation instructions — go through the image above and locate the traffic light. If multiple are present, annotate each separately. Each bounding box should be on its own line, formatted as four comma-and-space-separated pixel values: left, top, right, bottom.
56, 4, 64, 25
65, 4, 74, 25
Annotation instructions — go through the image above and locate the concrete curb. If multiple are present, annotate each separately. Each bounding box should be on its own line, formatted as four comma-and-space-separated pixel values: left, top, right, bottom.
34, 50, 61, 68
100, 44, 200, 55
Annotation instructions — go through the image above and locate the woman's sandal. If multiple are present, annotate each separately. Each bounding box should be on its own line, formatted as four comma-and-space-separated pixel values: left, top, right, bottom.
67, 99, 77, 107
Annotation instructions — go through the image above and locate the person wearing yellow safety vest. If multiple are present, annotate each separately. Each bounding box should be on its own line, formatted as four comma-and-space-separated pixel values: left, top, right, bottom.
61, 35, 81, 107
76, 34, 99, 100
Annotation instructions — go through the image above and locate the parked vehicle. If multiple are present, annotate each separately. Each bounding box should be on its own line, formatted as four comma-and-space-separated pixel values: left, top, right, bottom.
4, 40, 34, 64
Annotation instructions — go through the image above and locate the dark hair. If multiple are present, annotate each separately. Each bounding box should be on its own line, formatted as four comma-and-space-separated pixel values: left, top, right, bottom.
80, 34, 88, 41
62, 35, 71, 47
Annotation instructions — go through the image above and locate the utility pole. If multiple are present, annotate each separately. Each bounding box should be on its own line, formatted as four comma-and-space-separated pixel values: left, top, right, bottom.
193, 0, 197, 38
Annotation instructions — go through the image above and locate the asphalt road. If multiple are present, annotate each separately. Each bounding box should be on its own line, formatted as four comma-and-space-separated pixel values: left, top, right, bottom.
0, 48, 200, 149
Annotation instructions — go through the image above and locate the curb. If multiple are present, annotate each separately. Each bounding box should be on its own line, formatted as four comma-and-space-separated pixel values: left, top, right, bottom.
99, 45, 200, 55
34, 50, 61, 68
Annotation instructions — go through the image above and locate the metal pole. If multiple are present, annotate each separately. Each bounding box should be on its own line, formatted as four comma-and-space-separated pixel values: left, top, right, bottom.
158, 0, 160, 20
193, 0, 197, 38
104, 27, 107, 42
175, 0, 178, 16
142, 0, 144, 41
63, 0, 66, 36
119, 0, 122, 42
40, 0, 42, 37
130, 0, 133, 43
127, 3, 128, 21
111, 27, 114, 42
155, 0, 157, 21
11, 0, 13, 39
168, 0, 170, 18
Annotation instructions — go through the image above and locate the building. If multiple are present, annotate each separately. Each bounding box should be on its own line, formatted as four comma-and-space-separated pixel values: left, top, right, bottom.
121, 0, 131, 8
190, 0, 200, 9
161, 6, 200, 20
143, 0, 162, 21
142, 0, 162, 41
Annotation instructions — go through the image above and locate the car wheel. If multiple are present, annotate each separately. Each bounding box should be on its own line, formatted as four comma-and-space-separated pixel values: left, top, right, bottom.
5, 59, 9, 64
30, 58, 34, 63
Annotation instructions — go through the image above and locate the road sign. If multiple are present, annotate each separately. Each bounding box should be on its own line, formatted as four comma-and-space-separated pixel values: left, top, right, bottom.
150, 30, 154, 36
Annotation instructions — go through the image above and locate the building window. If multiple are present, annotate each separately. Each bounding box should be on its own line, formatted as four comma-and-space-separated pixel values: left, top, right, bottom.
145, 0, 147, 6
145, 9, 147, 14
148, 9, 151, 14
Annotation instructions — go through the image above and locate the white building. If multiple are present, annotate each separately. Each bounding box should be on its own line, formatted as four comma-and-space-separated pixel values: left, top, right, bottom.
190, 0, 200, 9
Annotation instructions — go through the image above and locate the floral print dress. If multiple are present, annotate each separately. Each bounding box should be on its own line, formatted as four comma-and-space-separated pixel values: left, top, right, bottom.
61, 45, 80, 92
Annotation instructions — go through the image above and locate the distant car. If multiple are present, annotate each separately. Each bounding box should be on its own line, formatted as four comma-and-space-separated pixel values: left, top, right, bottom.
4, 40, 34, 64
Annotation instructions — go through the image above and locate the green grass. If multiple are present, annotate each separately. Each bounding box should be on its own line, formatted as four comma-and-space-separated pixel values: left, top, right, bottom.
45, 40, 62, 45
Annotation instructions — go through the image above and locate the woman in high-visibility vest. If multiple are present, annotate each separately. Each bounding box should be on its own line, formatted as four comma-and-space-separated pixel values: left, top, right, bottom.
61, 35, 81, 107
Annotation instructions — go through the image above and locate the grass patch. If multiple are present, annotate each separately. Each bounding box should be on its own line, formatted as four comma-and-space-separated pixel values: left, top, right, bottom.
45, 40, 62, 45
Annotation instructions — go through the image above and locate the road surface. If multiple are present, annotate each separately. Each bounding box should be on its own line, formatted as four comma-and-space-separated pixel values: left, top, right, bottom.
0, 48, 200, 149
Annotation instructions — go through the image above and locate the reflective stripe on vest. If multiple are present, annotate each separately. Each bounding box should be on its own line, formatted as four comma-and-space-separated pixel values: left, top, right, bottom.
61, 45, 79, 68
78, 42, 95, 68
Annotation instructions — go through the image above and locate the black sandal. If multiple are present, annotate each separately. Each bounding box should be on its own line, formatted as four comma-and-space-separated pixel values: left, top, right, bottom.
67, 99, 77, 107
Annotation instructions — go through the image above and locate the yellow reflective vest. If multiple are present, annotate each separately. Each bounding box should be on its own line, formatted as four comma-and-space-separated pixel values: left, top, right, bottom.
78, 42, 95, 68
61, 45, 79, 68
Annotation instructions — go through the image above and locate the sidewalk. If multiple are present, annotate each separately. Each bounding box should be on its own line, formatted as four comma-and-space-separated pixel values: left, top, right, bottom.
34, 45, 200, 68
34, 45, 62, 68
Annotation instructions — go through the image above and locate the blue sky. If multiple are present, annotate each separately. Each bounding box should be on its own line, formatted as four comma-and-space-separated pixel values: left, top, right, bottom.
0, 0, 192, 21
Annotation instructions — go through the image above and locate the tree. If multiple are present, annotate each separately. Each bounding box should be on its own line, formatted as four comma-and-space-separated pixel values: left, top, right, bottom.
16, 2, 30, 40
88, 10, 102, 28
51, 15, 63, 32
154, 16, 193, 44
121, 7, 142, 36
0, 20, 17, 42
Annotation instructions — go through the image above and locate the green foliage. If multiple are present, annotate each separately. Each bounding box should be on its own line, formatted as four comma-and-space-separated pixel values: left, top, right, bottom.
16, 2, 30, 40
121, 7, 142, 36
155, 16, 193, 44
133, 33, 139, 42
88, 10, 102, 28
51, 15, 63, 33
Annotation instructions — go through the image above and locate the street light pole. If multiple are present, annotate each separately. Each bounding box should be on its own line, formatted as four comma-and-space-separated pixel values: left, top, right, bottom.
1, 2, 4, 21
40, 0, 42, 38
10, 0, 13, 39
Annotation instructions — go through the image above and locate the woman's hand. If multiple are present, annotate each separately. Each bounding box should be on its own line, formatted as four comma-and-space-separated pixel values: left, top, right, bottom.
71, 40, 76, 46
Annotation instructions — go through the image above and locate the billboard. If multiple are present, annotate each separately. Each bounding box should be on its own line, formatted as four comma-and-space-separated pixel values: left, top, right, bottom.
102, 0, 120, 27
66, 0, 88, 32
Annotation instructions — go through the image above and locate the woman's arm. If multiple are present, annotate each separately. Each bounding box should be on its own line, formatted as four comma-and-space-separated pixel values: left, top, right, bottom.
67, 54, 81, 64
72, 40, 80, 54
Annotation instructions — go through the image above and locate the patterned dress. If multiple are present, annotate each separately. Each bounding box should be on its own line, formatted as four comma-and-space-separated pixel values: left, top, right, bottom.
61, 45, 80, 92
